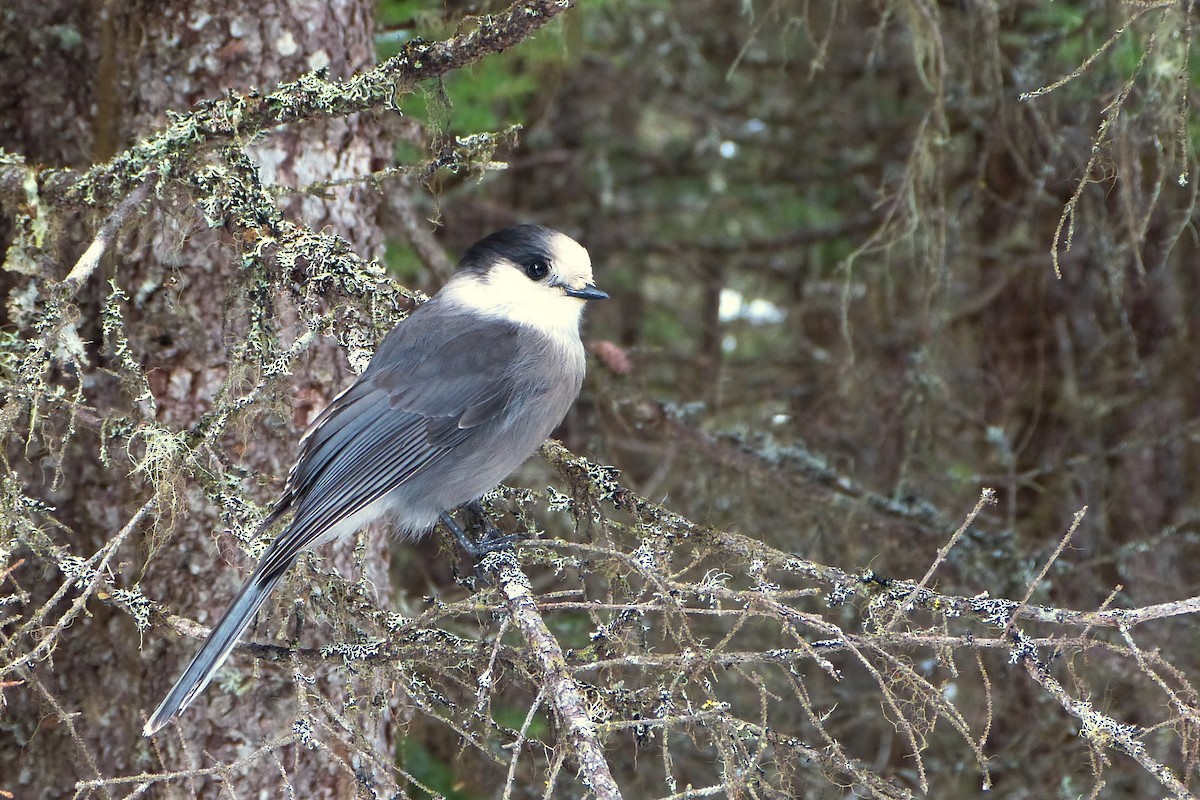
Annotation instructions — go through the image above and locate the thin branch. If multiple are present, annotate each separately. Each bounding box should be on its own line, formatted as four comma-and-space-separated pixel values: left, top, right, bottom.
1002, 506, 1087, 640
883, 488, 995, 630
502, 686, 548, 800
480, 548, 624, 800
1016, 634, 1196, 800
0, 498, 155, 675
381, 178, 456, 283
60, 176, 154, 295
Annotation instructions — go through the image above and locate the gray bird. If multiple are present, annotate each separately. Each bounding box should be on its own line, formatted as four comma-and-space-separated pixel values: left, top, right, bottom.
143, 225, 606, 736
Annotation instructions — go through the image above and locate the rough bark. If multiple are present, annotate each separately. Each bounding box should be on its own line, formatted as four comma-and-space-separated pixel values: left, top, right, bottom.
0, 1, 389, 797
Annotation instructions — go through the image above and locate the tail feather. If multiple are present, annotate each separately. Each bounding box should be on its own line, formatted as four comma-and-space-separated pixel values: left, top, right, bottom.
142, 564, 286, 736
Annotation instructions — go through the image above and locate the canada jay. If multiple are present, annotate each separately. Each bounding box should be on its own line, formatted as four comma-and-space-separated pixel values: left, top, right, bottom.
143, 224, 606, 736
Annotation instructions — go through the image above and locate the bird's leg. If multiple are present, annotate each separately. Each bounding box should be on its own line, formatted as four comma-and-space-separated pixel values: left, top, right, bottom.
438, 511, 479, 554
439, 502, 523, 559
463, 500, 527, 553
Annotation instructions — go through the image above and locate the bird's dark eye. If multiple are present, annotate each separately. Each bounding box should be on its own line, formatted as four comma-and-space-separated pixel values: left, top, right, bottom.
524, 259, 550, 281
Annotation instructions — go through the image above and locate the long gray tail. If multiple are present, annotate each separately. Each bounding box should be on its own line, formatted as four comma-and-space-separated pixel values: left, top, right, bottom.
142, 563, 287, 736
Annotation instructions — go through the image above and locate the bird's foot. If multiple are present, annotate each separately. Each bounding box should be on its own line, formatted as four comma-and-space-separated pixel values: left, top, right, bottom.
439, 503, 526, 560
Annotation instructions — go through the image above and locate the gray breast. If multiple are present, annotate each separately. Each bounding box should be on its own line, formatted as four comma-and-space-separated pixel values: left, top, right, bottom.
391, 323, 587, 529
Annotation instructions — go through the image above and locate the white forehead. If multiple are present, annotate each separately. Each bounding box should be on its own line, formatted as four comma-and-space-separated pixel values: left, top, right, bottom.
548, 231, 593, 280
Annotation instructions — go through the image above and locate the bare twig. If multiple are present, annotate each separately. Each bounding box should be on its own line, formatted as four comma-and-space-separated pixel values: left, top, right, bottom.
5, 649, 113, 800
75, 735, 299, 795
1001, 506, 1087, 639
502, 686, 547, 800
61, 177, 154, 295
884, 487, 995, 630
383, 178, 456, 283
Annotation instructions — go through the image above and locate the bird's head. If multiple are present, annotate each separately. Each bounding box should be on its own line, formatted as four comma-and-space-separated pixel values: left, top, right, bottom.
441, 225, 607, 334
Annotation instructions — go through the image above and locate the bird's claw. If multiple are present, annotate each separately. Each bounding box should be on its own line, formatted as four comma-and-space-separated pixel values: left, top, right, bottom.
439, 508, 527, 560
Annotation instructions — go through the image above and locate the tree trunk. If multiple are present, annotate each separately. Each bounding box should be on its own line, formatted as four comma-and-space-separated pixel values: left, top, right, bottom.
1, 1, 391, 796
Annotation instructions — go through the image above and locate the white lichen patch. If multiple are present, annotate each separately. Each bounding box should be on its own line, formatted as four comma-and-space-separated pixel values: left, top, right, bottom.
275, 30, 299, 57
307, 49, 331, 72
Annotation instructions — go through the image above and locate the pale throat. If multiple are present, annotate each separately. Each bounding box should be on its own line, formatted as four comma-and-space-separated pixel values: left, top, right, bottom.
440, 272, 586, 336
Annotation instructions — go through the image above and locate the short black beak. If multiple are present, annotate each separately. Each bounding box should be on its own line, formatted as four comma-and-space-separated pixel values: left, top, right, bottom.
565, 283, 609, 301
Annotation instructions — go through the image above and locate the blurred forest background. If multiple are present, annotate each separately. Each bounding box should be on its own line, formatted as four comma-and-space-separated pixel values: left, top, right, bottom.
4, 0, 1200, 798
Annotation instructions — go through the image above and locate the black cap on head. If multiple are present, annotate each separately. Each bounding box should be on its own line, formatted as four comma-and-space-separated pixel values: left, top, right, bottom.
457, 225, 557, 275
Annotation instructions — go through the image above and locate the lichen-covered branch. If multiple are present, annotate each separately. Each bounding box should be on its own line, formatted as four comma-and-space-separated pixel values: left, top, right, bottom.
51, 0, 571, 208
481, 548, 625, 800
1015, 631, 1196, 800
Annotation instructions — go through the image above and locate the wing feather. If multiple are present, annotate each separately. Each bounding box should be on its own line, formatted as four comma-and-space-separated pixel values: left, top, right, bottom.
257, 308, 524, 577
